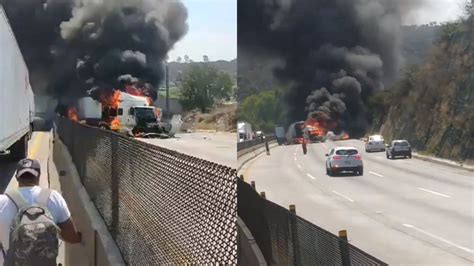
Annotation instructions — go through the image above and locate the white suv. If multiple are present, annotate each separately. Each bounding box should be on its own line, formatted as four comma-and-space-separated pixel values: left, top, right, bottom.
326, 147, 364, 176
365, 135, 385, 152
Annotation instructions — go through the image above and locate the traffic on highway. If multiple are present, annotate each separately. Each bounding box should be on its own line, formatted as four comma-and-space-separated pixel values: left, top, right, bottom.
241, 136, 473, 265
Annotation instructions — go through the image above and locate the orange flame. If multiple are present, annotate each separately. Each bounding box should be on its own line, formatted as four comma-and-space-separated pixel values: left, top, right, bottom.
304, 118, 327, 138
342, 132, 350, 140
68, 107, 79, 122
111, 117, 121, 131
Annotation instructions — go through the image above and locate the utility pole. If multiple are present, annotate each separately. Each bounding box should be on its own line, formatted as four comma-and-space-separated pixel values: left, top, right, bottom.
165, 61, 170, 120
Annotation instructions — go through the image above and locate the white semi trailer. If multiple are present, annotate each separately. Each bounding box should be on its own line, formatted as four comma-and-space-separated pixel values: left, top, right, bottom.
0, 6, 35, 161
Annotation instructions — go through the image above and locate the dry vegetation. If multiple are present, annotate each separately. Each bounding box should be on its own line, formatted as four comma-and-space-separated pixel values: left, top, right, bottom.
181, 103, 237, 132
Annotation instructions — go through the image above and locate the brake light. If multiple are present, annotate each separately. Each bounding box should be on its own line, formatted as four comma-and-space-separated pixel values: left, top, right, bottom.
354, 154, 361, 160
333, 155, 341, 160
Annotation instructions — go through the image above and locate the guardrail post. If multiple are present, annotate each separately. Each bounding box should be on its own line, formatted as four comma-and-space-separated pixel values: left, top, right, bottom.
339, 230, 351, 266
260, 191, 266, 199
289, 205, 301, 266
251, 181, 256, 190
111, 134, 119, 238
265, 139, 270, 155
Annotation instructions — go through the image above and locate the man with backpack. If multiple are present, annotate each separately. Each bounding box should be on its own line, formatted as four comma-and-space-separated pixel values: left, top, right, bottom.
0, 158, 82, 265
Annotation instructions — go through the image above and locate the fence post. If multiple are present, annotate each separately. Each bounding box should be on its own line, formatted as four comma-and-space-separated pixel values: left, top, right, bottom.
339, 230, 351, 266
251, 181, 256, 190
289, 205, 300, 266
260, 191, 266, 199
265, 139, 270, 155
111, 134, 119, 237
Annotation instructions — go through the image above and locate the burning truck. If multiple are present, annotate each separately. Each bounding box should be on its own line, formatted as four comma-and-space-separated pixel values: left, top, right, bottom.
69, 91, 179, 138
286, 119, 349, 144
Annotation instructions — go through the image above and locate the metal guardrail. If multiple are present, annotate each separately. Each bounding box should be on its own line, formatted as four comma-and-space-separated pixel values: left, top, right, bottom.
56, 117, 237, 265
237, 135, 277, 151
237, 177, 388, 266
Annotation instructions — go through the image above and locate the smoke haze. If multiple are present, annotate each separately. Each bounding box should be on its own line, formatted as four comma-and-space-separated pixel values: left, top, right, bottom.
1, 0, 187, 105
239, 0, 425, 135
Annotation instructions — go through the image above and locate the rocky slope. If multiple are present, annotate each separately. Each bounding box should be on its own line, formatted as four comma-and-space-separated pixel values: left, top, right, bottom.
380, 18, 474, 164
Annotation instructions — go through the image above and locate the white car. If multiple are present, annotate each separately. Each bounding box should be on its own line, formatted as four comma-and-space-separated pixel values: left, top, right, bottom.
365, 135, 385, 152
325, 147, 364, 176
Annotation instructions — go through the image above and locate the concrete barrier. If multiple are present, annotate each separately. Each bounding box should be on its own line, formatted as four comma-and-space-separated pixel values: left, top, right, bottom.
53, 134, 125, 266
237, 141, 279, 172
237, 217, 267, 266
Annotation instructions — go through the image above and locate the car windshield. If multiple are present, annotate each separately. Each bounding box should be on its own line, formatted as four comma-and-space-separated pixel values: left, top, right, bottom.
335, 149, 358, 155
135, 108, 156, 122
370, 136, 383, 141
394, 141, 409, 146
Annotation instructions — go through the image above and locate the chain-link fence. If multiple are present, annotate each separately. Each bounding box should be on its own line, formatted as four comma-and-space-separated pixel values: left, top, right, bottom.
237, 135, 277, 151
238, 177, 388, 265
55, 117, 237, 265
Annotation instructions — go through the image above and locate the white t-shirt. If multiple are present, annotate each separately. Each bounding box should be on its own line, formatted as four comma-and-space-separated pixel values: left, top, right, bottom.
0, 186, 71, 264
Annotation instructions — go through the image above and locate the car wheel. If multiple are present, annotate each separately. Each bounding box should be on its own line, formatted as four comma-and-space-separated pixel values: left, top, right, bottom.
386, 153, 389, 159
408, 154, 412, 159
328, 168, 333, 176
326, 167, 329, 175
358, 167, 364, 176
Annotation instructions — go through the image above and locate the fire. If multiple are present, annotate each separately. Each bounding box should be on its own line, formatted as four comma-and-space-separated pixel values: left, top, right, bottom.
304, 118, 327, 137
99, 90, 121, 108
110, 117, 121, 131
125, 85, 153, 105
342, 132, 350, 140
68, 107, 79, 122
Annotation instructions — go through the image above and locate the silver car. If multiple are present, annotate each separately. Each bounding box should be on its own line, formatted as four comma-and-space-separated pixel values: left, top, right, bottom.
325, 147, 364, 176
365, 135, 385, 152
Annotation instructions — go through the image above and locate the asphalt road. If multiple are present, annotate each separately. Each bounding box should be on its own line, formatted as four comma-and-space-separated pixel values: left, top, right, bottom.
241, 139, 474, 265
0, 132, 51, 192
138, 132, 236, 168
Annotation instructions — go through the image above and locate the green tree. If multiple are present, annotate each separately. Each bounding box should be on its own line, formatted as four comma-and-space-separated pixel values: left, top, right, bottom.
179, 64, 233, 112
237, 90, 285, 132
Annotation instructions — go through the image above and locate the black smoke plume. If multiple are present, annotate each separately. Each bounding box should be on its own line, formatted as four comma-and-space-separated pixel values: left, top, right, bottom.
239, 0, 424, 136
1, 0, 187, 106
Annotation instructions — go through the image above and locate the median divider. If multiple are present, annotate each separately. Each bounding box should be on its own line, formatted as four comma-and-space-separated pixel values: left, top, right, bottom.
54, 117, 238, 265
237, 136, 279, 172
238, 175, 388, 265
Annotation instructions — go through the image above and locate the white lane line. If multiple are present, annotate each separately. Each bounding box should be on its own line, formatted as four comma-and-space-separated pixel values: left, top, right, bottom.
369, 171, 384, 177
403, 224, 474, 254
294, 157, 297, 161
332, 190, 355, 202
322, 143, 328, 149
296, 164, 302, 169
306, 173, 316, 180
418, 187, 451, 198
293, 153, 296, 156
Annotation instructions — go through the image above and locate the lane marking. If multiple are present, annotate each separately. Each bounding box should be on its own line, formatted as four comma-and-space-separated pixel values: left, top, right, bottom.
322, 143, 328, 149
294, 157, 297, 161
402, 224, 474, 254
369, 171, 384, 177
293, 153, 296, 156
28, 132, 44, 158
306, 173, 316, 180
296, 164, 302, 169
417, 187, 451, 198
332, 190, 355, 202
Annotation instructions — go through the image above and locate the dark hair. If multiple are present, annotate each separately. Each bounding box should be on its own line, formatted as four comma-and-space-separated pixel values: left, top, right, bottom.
17, 172, 39, 183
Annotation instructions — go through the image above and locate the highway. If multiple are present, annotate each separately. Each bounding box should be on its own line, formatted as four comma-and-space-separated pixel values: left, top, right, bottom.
138, 132, 236, 168
240, 139, 474, 265
0, 132, 52, 192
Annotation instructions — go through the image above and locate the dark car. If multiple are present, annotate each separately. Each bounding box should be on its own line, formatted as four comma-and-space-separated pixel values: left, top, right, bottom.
386, 140, 412, 159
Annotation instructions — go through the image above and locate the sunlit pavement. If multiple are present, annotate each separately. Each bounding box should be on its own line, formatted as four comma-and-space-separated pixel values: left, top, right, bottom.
241, 139, 474, 265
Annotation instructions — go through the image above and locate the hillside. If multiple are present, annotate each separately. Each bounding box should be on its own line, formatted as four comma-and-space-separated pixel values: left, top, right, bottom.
380, 18, 474, 164
167, 59, 236, 85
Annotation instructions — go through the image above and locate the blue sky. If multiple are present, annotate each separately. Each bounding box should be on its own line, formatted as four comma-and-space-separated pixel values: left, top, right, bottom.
168, 0, 236, 62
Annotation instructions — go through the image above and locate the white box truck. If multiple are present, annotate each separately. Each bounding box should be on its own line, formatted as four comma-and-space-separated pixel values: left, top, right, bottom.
76, 92, 181, 138
237, 121, 253, 142
0, 6, 35, 161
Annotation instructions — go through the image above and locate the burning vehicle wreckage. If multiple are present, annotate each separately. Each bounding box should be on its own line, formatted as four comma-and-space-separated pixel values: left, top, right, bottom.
286, 116, 350, 145
60, 86, 182, 139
